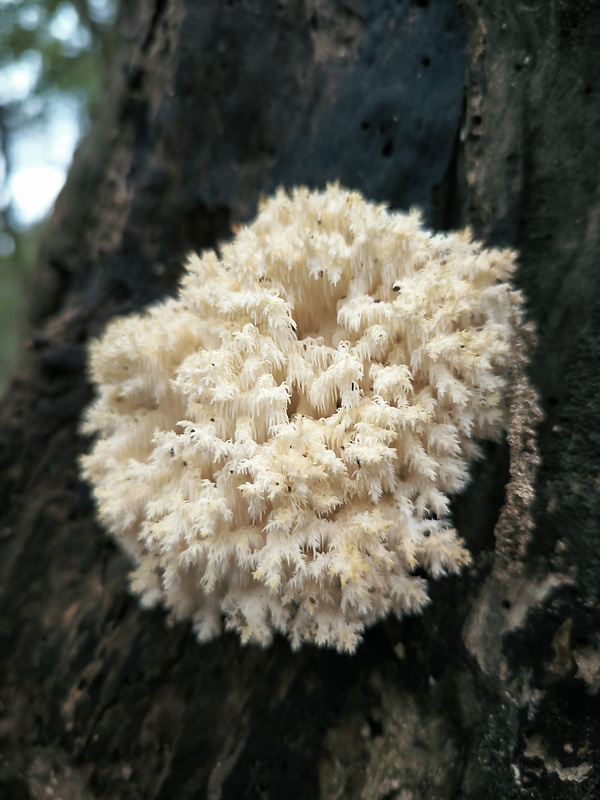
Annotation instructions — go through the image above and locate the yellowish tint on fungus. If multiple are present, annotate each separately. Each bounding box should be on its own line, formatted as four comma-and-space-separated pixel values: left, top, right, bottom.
81, 184, 521, 652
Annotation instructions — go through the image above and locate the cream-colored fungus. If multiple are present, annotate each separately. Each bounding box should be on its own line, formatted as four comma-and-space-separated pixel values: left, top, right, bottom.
81, 185, 521, 652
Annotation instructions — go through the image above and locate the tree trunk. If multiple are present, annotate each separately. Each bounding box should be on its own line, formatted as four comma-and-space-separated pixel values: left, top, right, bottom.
1, 1, 599, 798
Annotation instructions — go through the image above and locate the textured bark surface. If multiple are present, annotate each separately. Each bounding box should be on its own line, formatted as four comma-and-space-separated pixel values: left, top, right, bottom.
1, 1, 599, 798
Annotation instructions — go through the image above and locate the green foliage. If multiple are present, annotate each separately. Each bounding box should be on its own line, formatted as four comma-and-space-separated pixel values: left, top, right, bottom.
0, 0, 118, 391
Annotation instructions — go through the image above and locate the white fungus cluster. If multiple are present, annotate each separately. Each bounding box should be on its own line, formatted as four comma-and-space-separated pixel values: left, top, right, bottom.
81, 184, 521, 653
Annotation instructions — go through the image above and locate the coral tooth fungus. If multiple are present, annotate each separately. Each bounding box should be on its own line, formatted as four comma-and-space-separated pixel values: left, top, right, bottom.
81, 184, 521, 652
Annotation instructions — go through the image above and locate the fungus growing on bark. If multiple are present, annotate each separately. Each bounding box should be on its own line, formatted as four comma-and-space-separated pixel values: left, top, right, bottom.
81, 184, 521, 652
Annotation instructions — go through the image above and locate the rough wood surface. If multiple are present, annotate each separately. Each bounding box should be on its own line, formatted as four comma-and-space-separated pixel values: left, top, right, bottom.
1, 1, 599, 798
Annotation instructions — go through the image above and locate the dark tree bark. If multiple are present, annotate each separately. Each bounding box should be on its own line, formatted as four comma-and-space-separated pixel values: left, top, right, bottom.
1, 1, 599, 798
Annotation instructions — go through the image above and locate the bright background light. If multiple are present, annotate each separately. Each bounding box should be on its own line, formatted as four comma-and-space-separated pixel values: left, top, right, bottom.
0, 0, 117, 390
6, 93, 84, 229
